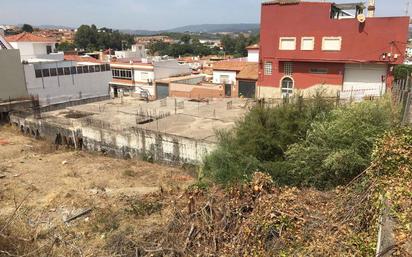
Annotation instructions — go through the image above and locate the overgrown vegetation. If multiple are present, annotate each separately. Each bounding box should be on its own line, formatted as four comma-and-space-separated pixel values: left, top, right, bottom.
203, 96, 399, 189
394, 64, 412, 80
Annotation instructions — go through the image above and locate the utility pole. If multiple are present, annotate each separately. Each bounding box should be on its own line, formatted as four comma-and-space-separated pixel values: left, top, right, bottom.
406, 0, 411, 16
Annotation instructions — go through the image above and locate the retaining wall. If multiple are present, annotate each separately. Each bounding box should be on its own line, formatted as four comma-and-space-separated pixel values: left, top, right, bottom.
9, 114, 216, 165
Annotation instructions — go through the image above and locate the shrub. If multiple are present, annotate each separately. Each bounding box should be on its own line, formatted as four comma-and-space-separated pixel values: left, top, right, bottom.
284, 96, 398, 189
203, 96, 334, 185
394, 64, 412, 80
204, 95, 398, 189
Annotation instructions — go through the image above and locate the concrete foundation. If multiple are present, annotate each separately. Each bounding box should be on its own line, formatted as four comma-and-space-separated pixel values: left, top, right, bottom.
10, 97, 249, 165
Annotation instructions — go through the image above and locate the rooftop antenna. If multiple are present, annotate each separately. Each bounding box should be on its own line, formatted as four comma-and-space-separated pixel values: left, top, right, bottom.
406, 0, 410, 16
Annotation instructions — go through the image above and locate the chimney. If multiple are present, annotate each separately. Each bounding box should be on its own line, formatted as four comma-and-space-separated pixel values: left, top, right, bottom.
368, 0, 376, 17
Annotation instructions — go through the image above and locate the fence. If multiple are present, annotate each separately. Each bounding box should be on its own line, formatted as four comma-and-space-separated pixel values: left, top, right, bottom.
392, 78, 412, 125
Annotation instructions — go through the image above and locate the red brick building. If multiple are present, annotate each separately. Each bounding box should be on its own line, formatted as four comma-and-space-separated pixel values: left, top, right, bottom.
257, 1, 409, 99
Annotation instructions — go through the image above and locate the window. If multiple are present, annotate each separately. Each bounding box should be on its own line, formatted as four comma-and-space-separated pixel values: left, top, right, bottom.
46, 45, 52, 54
70, 66, 77, 75
220, 75, 230, 83
95, 65, 100, 72
106, 64, 111, 71
284, 62, 293, 76
89, 66, 95, 73
35, 70, 42, 78
50, 68, 57, 76
57, 68, 64, 76
100, 64, 106, 71
301, 37, 315, 51
83, 66, 89, 73
310, 68, 328, 74
322, 37, 342, 51
279, 37, 296, 50
64, 67, 71, 75
281, 77, 294, 96
42, 69, 50, 77
77, 66, 83, 74
112, 69, 132, 80
264, 62, 272, 75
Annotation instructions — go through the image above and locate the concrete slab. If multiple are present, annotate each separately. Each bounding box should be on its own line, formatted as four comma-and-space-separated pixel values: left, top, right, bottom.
40, 97, 250, 142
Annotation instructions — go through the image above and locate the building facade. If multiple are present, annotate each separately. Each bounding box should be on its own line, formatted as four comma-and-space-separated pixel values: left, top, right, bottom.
258, 1, 409, 99
6, 32, 112, 106
109, 59, 191, 99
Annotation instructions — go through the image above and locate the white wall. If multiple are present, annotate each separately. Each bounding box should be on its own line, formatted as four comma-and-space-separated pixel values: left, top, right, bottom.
12, 42, 56, 61
212, 70, 237, 84
247, 49, 259, 63
154, 59, 192, 80
0, 49, 28, 101
133, 69, 155, 82
24, 63, 112, 106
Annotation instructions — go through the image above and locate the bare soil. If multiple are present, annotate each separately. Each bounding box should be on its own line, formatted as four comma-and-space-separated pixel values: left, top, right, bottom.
0, 124, 195, 256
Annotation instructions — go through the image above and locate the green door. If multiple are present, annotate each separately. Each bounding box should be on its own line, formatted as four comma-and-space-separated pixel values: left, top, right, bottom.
238, 80, 256, 98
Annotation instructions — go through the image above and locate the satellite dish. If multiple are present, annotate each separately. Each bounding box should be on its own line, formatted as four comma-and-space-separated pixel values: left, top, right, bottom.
357, 13, 366, 23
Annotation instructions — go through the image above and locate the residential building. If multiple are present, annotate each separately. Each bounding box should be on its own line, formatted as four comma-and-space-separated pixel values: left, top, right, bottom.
212, 60, 258, 98
114, 44, 147, 60
109, 58, 191, 99
0, 32, 28, 101
5, 32, 112, 106
6, 32, 62, 62
258, 1, 409, 99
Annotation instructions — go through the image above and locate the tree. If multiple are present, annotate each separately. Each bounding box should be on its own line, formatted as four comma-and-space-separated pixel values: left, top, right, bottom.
21, 24, 34, 33
74, 25, 135, 51
56, 41, 76, 52
180, 34, 191, 44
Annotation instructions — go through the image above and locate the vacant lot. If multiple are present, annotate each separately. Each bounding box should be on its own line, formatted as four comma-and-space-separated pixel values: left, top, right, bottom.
0, 125, 194, 256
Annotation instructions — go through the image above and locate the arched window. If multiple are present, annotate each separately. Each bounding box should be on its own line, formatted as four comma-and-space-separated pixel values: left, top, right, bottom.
281, 77, 294, 96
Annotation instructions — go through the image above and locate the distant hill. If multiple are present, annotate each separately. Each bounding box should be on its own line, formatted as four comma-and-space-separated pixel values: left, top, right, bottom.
121, 23, 260, 36
16, 23, 260, 36
167, 23, 260, 33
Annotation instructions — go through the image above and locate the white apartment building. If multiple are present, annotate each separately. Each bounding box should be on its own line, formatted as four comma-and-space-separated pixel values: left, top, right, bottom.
5, 32, 112, 106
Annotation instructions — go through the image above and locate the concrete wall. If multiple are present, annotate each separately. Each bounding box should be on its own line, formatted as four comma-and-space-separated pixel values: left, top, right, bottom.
247, 49, 259, 63
154, 60, 192, 80
11, 42, 56, 61
213, 70, 237, 84
0, 50, 29, 101
10, 114, 216, 165
24, 63, 112, 106
170, 83, 224, 98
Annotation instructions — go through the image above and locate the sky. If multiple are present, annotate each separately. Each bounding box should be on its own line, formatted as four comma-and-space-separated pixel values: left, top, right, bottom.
1, 0, 409, 30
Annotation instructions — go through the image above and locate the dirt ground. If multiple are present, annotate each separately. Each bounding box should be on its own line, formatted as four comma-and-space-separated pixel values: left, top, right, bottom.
0, 124, 195, 256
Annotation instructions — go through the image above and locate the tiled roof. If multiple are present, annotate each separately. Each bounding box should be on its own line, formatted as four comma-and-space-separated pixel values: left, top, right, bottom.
237, 63, 259, 81
213, 60, 258, 80
213, 59, 251, 72
64, 54, 102, 63
5, 32, 56, 43
246, 43, 260, 50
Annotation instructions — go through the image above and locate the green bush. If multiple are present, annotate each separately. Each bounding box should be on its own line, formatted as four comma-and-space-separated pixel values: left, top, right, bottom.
203, 96, 334, 186
279, 97, 398, 189
394, 64, 412, 80
203, 96, 398, 189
